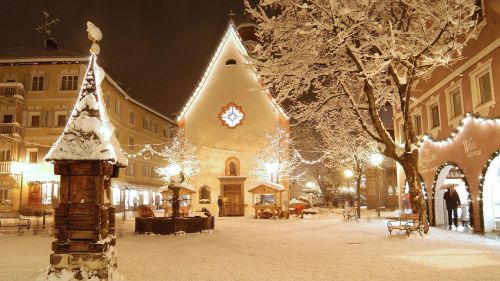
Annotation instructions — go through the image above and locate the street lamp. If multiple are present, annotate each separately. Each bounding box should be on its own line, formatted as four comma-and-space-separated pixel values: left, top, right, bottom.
344, 169, 353, 208
370, 154, 384, 217
11, 162, 27, 214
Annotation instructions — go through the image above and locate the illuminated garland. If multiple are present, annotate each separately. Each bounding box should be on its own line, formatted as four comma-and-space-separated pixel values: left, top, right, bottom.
293, 149, 330, 165
420, 112, 500, 147
477, 149, 500, 231
430, 162, 473, 228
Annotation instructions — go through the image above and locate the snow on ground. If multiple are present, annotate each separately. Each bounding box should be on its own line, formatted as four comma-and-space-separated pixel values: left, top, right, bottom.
1, 209, 500, 281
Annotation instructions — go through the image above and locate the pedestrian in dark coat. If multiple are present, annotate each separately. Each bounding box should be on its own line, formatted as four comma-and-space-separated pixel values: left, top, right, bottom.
443, 185, 461, 228
218, 196, 225, 217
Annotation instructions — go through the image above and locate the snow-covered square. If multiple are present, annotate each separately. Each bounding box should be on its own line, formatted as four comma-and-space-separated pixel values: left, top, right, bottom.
1, 210, 500, 281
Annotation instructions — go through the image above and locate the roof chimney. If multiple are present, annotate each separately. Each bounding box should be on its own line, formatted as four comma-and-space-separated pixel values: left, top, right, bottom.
45, 37, 58, 50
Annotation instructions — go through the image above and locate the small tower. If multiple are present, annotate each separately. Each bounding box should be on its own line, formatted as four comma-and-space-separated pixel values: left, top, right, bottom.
45, 21, 126, 280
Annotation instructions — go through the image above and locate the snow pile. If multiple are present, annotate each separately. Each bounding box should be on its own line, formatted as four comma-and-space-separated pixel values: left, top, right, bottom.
45, 55, 126, 166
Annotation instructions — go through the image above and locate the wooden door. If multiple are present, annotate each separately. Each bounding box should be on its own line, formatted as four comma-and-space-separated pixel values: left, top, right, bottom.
223, 184, 243, 216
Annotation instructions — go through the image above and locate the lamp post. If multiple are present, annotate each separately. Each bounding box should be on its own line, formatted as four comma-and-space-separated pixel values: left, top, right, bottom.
344, 169, 353, 208
370, 154, 384, 217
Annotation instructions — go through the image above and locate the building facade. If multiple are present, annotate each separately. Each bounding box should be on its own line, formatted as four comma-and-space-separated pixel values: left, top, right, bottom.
394, 1, 500, 232
176, 23, 290, 216
0, 45, 176, 215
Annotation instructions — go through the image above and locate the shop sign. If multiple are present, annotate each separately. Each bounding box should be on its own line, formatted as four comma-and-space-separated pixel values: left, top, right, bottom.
462, 138, 482, 158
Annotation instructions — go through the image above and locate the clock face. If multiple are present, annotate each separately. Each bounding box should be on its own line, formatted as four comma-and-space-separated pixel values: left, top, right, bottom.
219, 103, 244, 128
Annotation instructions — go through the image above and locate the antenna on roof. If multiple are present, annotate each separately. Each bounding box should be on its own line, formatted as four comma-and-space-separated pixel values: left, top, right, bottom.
35, 11, 60, 50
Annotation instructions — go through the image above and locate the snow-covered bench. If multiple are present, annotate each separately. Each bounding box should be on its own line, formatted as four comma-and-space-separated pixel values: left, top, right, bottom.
386, 214, 422, 236
0, 217, 31, 232
343, 208, 357, 221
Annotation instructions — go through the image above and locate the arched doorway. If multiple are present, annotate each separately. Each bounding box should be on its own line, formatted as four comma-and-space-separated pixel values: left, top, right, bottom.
481, 150, 500, 232
432, 163, 472, 228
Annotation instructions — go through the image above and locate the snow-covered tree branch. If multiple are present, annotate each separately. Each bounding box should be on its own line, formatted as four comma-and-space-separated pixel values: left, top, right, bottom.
246, 0, 481, 232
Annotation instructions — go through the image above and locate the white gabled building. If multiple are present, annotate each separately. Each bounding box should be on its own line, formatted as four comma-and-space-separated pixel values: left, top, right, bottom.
176, 22, 289, 216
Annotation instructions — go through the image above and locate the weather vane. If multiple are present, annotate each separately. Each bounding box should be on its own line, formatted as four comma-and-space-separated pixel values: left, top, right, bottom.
35, 11, 60, 39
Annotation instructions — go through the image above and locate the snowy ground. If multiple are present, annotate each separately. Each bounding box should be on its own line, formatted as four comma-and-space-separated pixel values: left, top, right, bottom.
1, 209, 500, 281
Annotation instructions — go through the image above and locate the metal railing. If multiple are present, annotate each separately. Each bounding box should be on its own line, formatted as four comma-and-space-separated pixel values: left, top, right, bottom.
0, 82, 25, 98
0, 123, 22, 136
0, 162, 11, 174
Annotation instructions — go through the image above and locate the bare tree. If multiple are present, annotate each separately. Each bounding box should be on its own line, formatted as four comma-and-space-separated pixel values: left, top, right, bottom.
246, 0, 480, 232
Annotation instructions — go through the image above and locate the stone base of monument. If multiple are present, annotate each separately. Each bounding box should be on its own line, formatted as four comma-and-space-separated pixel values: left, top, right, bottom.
135, 216, 214, 235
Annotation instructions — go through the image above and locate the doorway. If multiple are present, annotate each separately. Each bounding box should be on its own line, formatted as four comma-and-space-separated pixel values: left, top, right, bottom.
222, 184, 243, 216
434, 165, 471, 228
482, 151, 500, 232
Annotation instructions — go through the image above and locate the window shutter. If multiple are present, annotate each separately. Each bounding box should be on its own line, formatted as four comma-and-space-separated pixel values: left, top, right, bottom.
23, 75, 31, 91
40, 111, 47, 127
22, 111, 28, 127
47, 111, 55, 128
43, 74, 49, 91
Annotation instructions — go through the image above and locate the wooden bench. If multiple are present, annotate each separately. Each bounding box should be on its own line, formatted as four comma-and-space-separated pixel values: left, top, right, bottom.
386, 214, 423, 236
0, 217, 31, 232
343, 208, 357, 221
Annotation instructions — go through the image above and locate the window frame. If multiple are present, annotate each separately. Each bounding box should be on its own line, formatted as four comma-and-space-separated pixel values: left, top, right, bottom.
128, 135, 135, 151
469, 59, 495, 114
31, 75, 45, 92
143, 116, 150, 131
411, 108, 423, 137
115, 100, 121, 115
26, 148, 38, 163
445, 81, 465, 126
128, 111, 135, 126
426, 96, 441, 135
55, 111, 67, 128
28, 112, 41, 128
59, 74, 79, 91
199, 185, 211, 204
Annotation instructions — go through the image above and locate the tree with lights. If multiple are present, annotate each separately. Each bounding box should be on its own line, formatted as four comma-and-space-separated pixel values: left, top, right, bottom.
156, 129, 199, 184
246, 0, 481, 232
251, 126, 301, 184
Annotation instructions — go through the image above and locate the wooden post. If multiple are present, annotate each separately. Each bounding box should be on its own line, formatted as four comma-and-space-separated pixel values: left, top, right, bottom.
49, 160, 118, 280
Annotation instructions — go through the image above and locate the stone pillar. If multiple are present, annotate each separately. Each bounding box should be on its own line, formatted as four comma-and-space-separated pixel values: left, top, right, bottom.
49, 160, 118, 280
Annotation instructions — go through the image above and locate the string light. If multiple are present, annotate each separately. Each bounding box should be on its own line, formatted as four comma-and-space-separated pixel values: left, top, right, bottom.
419, 112, 500, 147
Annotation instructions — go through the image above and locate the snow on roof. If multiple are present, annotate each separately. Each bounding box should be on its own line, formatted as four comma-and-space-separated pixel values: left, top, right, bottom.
176, 22, 288, 124
248, 181, 285, 193
45, 54, 127, 166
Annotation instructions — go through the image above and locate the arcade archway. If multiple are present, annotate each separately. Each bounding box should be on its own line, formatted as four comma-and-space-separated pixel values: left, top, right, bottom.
481, 150, 500, 232
432, 163, 472, 228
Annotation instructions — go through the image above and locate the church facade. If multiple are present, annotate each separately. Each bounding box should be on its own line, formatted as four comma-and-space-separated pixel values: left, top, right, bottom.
176, 23, 289, 216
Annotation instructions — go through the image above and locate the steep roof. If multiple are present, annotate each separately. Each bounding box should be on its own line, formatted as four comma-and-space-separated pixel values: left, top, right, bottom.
0, 46, 87, 63
45, 54, 127, 166
176, 22, 288, 123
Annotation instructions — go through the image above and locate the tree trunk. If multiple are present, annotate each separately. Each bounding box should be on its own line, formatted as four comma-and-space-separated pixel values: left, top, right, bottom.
356, 173, 361, 219
400, 151, 429, 233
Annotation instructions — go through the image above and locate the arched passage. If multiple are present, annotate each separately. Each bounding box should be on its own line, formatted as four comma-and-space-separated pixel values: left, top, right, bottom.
432, 162, 472, 228
480, 150, 500, 232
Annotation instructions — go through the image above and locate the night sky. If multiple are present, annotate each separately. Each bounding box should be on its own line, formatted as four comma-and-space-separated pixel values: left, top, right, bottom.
0, 0, 249, 117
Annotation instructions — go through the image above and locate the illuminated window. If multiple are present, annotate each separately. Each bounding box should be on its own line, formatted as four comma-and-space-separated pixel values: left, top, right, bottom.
219, 103, 244, 128
199, 185, 211, 204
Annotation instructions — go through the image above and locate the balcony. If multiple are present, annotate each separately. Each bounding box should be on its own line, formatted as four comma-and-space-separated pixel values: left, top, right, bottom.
0, 122, 22, 137
0, 162, 11, 174
0, 82, 25, 99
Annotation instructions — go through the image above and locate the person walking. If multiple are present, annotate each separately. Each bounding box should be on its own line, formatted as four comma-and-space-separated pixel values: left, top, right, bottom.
218, 196, 225, 217
443, 185, 461, 229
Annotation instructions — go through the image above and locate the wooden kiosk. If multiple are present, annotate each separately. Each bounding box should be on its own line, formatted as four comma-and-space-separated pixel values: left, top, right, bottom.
248, 182, 285, 219
45, 25, 127, 280
158, 183, 195, 217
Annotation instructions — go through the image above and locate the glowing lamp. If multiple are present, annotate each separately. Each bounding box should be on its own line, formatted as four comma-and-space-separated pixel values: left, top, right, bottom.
370, 154, 384, 166
344, 169, 353, 178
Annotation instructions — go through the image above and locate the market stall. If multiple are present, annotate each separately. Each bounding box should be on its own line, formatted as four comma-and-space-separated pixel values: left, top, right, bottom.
248, 182, 285, 219
159, 183, 196, 217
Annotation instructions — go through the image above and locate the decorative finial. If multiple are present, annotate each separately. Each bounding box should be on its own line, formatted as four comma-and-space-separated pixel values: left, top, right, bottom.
86, 21, 103, 55
228, 10, 236, 22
